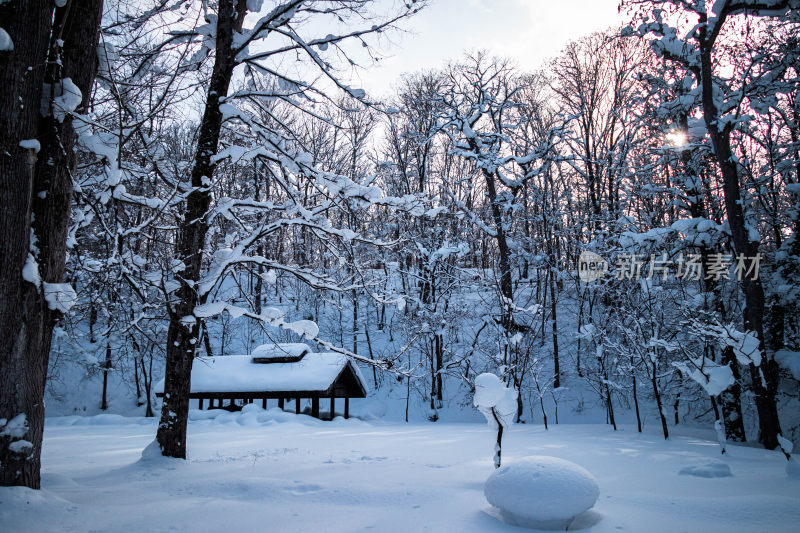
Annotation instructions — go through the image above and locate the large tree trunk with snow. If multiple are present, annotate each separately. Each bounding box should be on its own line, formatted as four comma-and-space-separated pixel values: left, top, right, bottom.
699, 25, 782, 450
0, 0, 103, 489
156, 0, 247, 459
0, 0, 55, 490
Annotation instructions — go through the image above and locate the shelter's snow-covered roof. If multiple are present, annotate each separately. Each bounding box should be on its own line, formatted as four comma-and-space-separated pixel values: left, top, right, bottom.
156, 352, 367, 394
251, 342, 310, 360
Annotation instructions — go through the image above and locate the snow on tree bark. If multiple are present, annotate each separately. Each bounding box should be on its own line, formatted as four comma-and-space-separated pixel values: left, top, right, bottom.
156, 0, 249, 459
0, 0, 103, 488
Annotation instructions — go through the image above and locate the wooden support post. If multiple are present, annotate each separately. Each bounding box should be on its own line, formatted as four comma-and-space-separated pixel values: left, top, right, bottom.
330, 397, 335, 420
262, 398, 267, 409
199, 397, 204, 410
312, 397, 319, 419
344, 397, 349, 419
278, 398, 284, 410
296, 398, 301, 415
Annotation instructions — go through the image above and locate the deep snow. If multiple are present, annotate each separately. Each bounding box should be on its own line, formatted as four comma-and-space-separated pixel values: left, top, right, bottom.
1, 410, 798, 532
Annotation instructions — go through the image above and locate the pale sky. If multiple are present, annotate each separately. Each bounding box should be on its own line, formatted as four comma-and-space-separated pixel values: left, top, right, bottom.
350, 0, 627, 98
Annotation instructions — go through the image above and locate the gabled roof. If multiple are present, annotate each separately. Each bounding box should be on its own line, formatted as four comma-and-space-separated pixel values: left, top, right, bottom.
155, 351, 368, 397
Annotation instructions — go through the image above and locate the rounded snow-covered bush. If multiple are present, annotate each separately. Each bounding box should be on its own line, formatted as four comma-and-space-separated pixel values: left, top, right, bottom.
474, 373, 507, 407
473, 372, 517, 429
484, 456, 600, 530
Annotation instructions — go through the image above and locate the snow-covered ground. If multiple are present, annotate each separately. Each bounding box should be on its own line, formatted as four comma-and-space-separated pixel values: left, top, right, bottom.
2, 410, 797, 532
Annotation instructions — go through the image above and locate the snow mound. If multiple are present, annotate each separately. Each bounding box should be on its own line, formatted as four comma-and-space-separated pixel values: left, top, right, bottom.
0, 486, 74, 523
484, 456, 600, 530
678, 459, 733, 478
787, 457, 800, 479
140, 439, 165, 461
138, 439, 185, 469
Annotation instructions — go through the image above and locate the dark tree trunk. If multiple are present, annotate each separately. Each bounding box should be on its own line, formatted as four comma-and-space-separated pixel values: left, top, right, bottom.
576, 299, 584, 377
604, 365, 617, 431
134, 353, 143, 406
142, 353, 155, 418
699, 17, 781, 450
0, 0, 103, 489
550, 272, 560, 388
429, 336, 437, 413
101, 344, 112, 410
632, 370, 642, 433
364, 324, 378, 388
540, 395, 548, 430
202, 323, 213, 357
491, 408, 504, 469
469, 137, 514, 328
0, 0, 55, 490
352, 289, 358, 355
254, 246, 263, 315
435, 333, 444, 405
487, 178, 514, 315
685, 112, 748, 443
156, 0, 248, 459
719, 346, 747, 442
651, 358, 669, 440
252, 167, 263, 317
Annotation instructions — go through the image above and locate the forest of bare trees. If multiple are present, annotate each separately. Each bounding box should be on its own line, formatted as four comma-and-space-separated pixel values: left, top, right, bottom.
2, 0, 798, 490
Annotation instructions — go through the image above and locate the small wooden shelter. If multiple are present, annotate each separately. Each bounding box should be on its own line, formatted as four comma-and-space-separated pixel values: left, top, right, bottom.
155, 343, 367, 420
